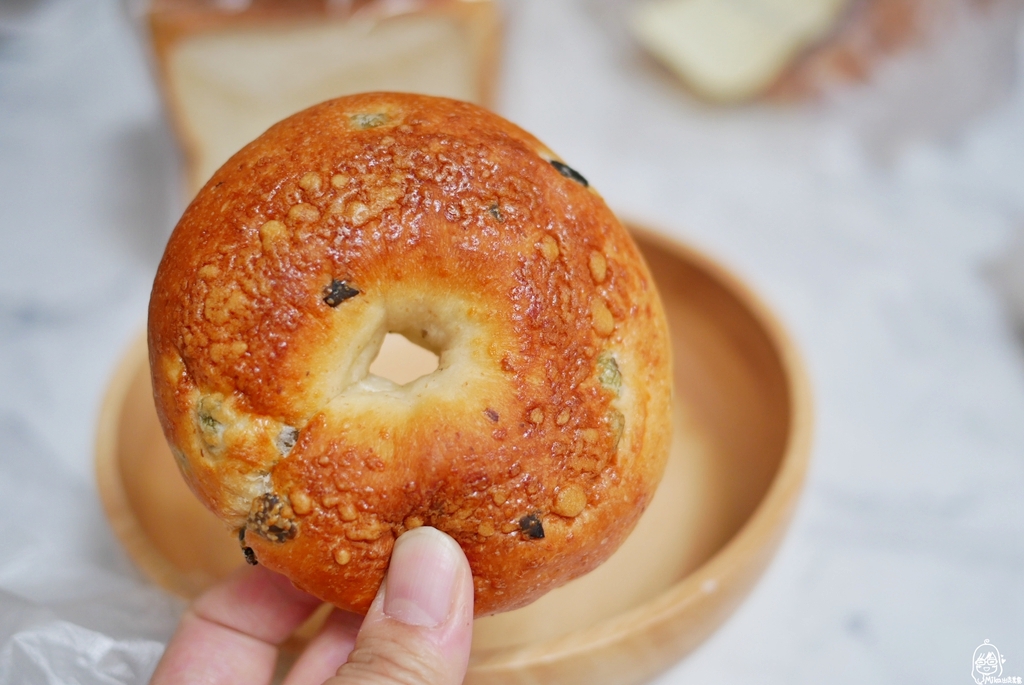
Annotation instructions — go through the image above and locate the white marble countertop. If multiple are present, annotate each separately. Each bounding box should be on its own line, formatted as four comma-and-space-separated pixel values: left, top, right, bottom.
1, 0, 1022, 682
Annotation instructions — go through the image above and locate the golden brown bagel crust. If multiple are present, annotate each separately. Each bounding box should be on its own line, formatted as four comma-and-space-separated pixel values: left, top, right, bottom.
148, 93, 672, 616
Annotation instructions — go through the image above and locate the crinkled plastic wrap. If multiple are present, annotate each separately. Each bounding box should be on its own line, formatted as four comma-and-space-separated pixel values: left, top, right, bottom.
0, 415, 182, 684
0, 593, 166, 685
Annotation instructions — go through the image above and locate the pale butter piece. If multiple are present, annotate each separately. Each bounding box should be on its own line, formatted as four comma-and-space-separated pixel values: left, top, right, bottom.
631, 0, 849, 101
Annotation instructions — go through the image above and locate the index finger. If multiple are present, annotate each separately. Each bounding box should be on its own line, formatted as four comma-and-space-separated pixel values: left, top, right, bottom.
150, 565, 323, 685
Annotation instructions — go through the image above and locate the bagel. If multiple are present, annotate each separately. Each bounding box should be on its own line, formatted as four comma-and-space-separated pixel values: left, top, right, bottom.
148, 93, 672, 616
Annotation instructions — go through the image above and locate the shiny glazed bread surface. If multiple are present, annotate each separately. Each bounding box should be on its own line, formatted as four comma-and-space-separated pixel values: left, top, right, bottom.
148, 93, 672, 615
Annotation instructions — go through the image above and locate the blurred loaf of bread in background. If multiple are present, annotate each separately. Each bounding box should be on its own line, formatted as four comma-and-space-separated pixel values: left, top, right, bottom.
144, 0, 500, 194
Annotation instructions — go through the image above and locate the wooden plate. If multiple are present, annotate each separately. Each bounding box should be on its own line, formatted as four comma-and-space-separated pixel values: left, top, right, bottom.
95, 225, 812, 685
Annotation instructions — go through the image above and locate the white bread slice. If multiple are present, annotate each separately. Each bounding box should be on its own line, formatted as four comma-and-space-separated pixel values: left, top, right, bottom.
148, 0, 500, 194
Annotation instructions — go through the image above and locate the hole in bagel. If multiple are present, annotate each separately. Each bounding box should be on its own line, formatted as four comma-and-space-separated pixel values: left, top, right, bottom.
368, 332, 440, 386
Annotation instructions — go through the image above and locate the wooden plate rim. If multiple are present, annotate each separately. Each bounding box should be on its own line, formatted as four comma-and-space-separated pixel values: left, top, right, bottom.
93, 224, 813, 675
468, 224, 814, 673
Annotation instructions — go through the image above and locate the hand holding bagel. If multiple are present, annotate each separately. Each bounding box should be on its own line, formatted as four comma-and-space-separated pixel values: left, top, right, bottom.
151, 526, 475, 685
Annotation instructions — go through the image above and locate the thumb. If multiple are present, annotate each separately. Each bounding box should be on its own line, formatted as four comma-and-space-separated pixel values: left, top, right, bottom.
327, 526, 474, 685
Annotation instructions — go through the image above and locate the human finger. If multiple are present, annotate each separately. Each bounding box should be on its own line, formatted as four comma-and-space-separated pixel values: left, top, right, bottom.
281, 609, 361, 685
150, 564, 323, 685
326, 526, 474, 685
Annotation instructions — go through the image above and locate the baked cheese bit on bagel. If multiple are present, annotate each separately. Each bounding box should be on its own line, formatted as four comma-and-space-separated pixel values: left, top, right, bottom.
148, 93, 672, 616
